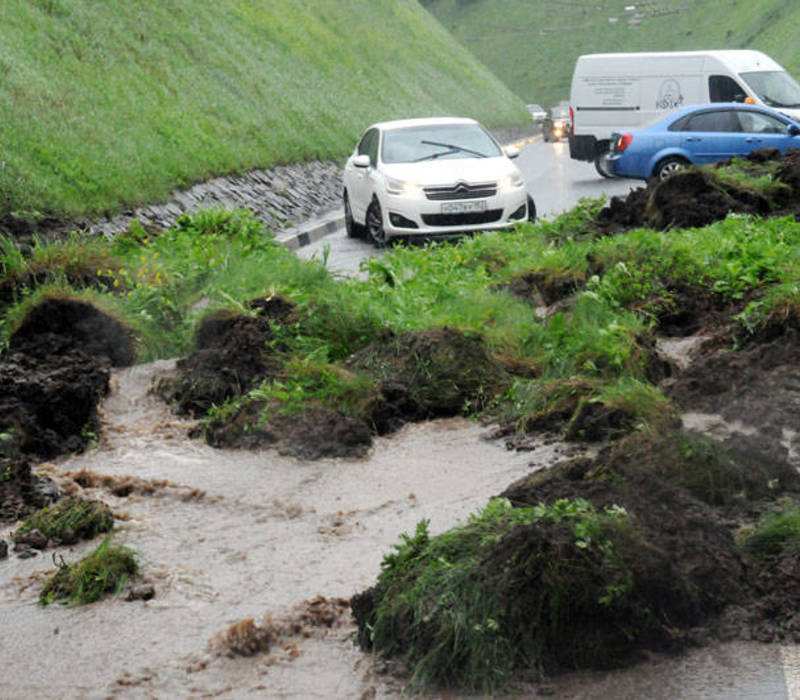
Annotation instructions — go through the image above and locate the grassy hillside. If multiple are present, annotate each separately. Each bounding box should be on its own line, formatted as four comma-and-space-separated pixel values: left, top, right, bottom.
0, 0, 529, 221
423, 0, 800, 109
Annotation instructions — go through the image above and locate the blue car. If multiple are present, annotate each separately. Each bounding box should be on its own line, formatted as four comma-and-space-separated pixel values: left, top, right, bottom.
607, 103, 800, 181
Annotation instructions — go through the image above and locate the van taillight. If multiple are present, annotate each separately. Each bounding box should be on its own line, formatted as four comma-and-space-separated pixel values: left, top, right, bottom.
569, 106, 574, 132
617, 133, 633, 151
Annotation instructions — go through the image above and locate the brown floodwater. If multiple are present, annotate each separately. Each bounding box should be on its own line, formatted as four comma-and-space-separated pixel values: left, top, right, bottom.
1, 360, 798, 699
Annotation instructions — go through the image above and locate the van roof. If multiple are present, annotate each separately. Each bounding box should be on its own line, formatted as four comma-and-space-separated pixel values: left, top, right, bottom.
576, 50, 782, 73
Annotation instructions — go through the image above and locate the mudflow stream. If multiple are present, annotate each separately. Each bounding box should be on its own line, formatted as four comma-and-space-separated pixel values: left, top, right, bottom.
2, 356, 800, 698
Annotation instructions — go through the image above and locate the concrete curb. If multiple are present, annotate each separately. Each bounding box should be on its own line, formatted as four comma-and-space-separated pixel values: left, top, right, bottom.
276, 207, 345, 250
276, 133, 542, 250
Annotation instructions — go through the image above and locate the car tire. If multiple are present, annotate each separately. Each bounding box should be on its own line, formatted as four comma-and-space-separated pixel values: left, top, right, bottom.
343, 192, 365, 239
594, 142, 614, 179
527, 194, 537, 222
653, 156, 688, 181
366, 198, 387, 248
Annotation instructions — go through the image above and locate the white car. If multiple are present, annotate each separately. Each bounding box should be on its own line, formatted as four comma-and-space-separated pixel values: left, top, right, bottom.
342, 117, 535, 246
526, 103, 548, 122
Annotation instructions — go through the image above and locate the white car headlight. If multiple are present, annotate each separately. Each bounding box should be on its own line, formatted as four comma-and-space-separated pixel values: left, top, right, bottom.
498, 172, 525, 190
385, 176, 422, 197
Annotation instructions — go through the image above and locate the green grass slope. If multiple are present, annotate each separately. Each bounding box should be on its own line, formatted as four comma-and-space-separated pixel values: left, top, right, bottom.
0, 0, 528, 221
423, 0, 800, 108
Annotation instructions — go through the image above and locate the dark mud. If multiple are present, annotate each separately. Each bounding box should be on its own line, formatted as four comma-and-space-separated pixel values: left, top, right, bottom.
156, 296, 293, 415
0, 296, 134, 524
199, 325, 509, 460
594, 147, 800, 235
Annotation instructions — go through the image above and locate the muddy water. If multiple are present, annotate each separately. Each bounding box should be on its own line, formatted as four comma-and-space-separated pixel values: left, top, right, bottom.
0, 360, 555, 698
2, 360, 799, 699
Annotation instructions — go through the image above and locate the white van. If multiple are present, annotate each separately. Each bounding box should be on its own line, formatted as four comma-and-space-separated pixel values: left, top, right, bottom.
568, 50, 800, 176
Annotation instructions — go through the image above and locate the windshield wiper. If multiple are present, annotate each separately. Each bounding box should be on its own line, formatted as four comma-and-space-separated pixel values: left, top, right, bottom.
414, 148, 459, 162
419, 140, 488, 158
761, 94, 800, 109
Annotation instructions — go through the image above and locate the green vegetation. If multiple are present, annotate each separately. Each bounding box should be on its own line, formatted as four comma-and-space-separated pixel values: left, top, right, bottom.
0, 0, 528, 221
13, 496, 114, 542
39, 537, 138, 606
355, 497, 631, 691
211, 356, 379, 424
740, 508, 800, 560
422, 0, 800, 107
4, 168, 800, 434
6, 156, 800, 685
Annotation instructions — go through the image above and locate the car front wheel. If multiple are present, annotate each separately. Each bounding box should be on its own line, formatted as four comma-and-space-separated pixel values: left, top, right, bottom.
527, 194, 537, 222
366, 198, 387, 247
344, 192, 365, 239
653, 156, 689, 181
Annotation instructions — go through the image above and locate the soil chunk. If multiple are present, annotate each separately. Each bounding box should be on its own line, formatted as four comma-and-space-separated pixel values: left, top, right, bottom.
593, 148, 800, 236
0, 296, 130, 522
8, 296, 134, 366
156, 296, 292, 415
346, 327, 508, 425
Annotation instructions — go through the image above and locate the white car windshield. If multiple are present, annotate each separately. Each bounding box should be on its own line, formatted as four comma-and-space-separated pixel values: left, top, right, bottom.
740, 70, 800, 109
381, 124, 502, 164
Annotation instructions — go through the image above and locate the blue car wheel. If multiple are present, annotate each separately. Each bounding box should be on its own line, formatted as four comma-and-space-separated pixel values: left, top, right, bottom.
654, 156, 689, 181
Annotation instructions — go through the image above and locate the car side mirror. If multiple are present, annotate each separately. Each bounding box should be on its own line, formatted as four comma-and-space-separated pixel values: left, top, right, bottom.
354, 154, 371, 168
790, 124, 800, 137
504, 145, 520, 159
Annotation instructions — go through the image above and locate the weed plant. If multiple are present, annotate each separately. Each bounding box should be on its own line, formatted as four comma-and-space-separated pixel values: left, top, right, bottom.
740, 508, 800, 560
39, 537, 138, 606
359, 497, 631, 691
13, 496, 114, 542
223, 355, 378, 424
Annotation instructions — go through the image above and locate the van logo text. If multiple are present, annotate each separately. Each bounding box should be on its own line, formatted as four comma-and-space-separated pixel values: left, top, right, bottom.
656, 79, 684, 110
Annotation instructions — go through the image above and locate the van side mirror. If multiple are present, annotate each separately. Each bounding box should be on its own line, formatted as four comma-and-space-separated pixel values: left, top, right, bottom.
504, 145, 520, 159
353, 154, 371, 168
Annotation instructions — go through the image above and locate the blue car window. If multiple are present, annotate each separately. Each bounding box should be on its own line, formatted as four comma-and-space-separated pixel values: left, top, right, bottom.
668, 114, 692, 132
685, 110, 739, 132
736, 110, 789, 134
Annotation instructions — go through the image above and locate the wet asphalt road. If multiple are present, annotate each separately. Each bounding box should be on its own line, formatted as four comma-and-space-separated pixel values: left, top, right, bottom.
295, 137, 638, 273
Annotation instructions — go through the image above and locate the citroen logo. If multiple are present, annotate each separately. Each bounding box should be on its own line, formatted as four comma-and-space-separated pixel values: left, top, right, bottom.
453, 181, 470, 193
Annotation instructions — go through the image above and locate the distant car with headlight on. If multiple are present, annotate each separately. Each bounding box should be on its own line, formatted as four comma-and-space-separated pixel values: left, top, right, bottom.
543, 104, 571, 142
342, 117, 535, 246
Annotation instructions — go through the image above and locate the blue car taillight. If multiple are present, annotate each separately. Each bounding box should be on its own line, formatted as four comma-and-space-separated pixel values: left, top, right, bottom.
616, 133, 633, 152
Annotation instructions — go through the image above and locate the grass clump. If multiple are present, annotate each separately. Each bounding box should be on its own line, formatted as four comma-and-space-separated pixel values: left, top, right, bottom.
352, 497, 633, 692
740, 508, 800, 560
13, 496, 113, 542
39, 537, 138, 606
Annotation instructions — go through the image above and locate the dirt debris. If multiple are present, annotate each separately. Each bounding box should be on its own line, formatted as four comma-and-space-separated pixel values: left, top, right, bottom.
593, 147, 800, 235
0, 296, 136, 523
156, 296, 293, 416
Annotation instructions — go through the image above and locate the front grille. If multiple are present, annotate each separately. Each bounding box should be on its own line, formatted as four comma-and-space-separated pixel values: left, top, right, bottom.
424, 182, 497, 201
421, 209, 503, 227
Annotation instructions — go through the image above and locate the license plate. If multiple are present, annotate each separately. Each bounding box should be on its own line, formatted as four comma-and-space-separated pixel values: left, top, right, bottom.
440, 200, 487, 214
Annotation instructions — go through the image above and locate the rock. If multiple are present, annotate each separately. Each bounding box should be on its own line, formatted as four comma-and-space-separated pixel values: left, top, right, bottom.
14, 544, 37, 559
58, 529, 78, 546
126, 584, 156, 601
14, 528, 48, 550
